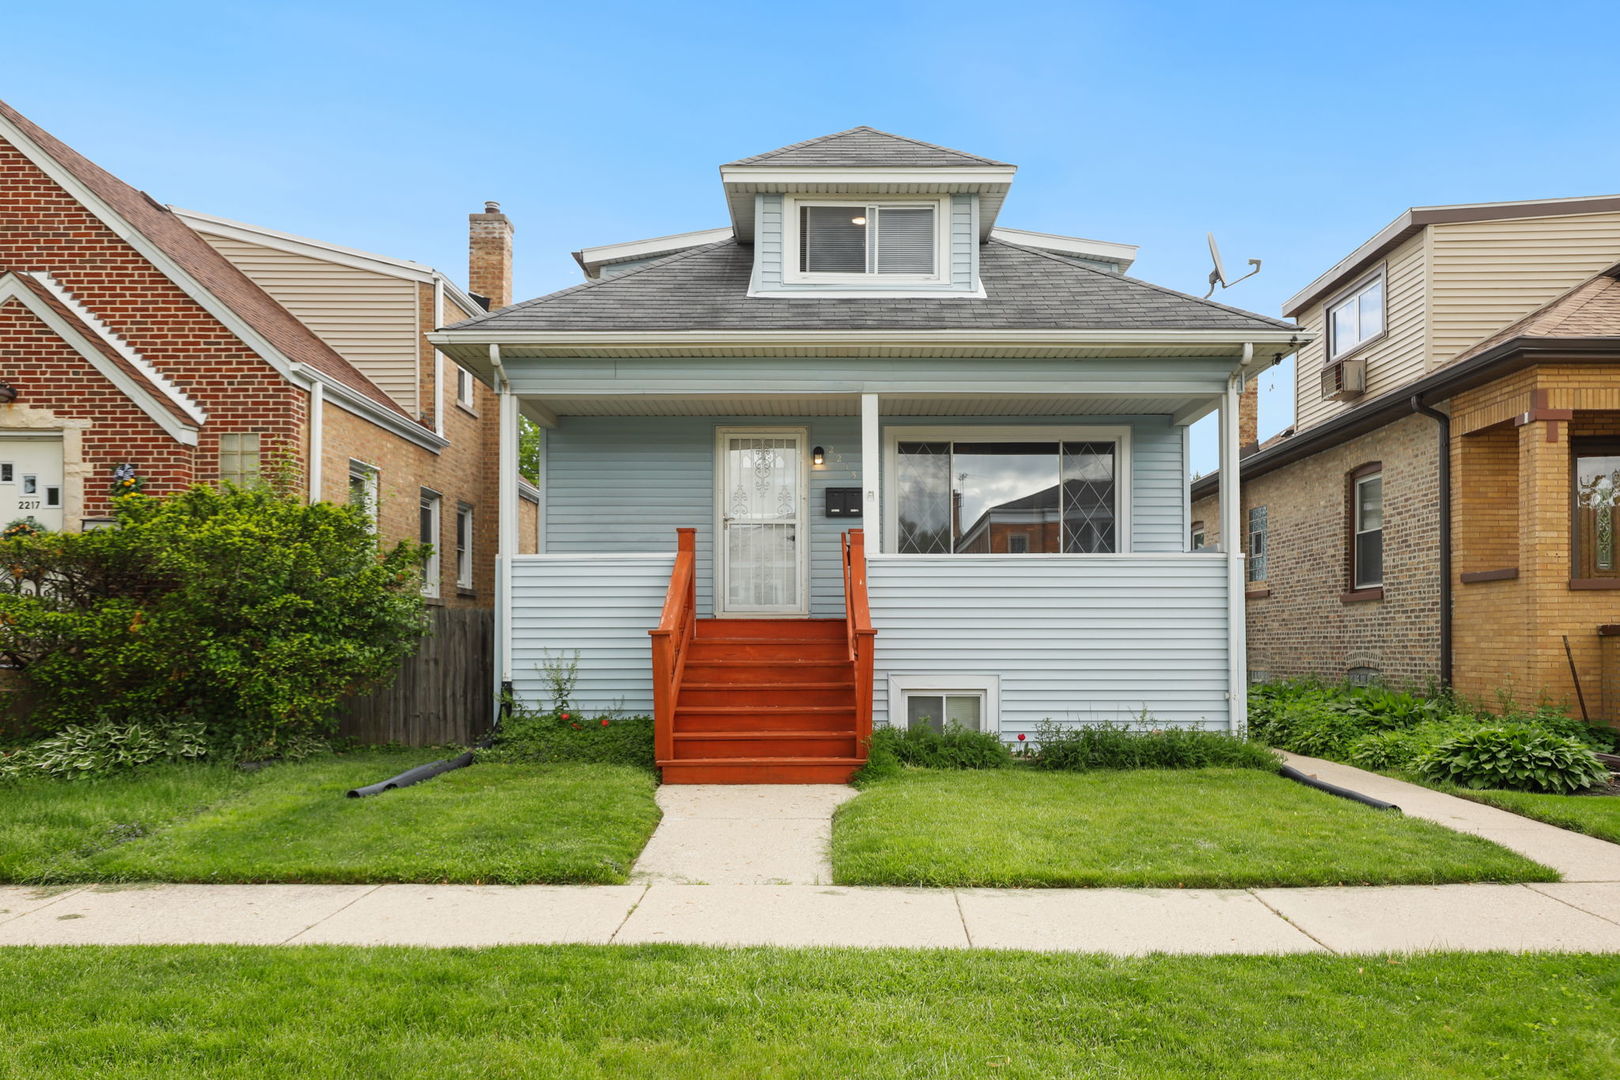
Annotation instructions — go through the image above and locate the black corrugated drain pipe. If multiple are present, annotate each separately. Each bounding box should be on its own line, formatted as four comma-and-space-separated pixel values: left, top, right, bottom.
1411, 394, 1453, 687
1279, 764, 1401, 812
346, 752, 474, 798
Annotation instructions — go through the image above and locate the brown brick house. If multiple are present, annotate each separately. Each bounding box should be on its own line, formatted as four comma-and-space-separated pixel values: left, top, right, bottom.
0, 98, 536, 605
1193, 195, 1620, 715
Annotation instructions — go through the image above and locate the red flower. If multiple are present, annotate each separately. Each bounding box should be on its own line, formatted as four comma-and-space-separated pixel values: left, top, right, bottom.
600, 718, 610, 727
560, 712, 570, 720
1017, 733, 1026, 741
570, 723, 581, 730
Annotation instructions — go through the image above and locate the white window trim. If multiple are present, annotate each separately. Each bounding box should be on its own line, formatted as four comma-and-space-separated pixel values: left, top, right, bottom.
1353, 473, 1383, 589
456, 365, 476, 409
1326, 266, 1387, 361
881, 425, 1133, 556
712, 426, 811, 617
782, 196, 950, 286
455, 503, 474, 589
888, 673, 1001, 737
348, 460, 379, 533
419, 488, 442, 598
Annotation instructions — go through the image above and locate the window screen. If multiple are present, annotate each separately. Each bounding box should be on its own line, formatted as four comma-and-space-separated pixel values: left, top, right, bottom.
799, 203, 936, 276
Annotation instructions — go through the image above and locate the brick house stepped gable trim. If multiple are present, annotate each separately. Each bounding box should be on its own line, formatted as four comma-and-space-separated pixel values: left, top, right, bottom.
0, 98, 445, 452
0, 270, 200, 443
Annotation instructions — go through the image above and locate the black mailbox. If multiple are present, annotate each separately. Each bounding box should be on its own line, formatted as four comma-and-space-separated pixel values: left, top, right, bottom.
825, 487, 863, 518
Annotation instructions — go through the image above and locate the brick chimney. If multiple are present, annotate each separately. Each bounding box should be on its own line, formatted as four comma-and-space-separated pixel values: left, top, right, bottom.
468, 201, 513, 310
1239, 376, 1260, 457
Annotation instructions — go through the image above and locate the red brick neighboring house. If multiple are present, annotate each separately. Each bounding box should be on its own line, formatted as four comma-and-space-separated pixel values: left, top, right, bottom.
0, 99, 534, 605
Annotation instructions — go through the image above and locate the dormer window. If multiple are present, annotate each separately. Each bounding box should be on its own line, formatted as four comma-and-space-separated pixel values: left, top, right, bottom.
788, 198, 945, 283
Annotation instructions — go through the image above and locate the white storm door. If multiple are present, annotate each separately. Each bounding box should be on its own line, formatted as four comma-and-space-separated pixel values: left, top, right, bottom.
716, 429, 808, 615
0, 436, 65, 532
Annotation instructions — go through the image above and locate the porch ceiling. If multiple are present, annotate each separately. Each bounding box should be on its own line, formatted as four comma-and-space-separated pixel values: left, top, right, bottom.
533, 393, 1213, 418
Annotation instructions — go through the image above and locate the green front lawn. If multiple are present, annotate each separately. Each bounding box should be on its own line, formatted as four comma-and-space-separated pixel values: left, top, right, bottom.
832, 768, 1557, 888
0, 947, 1615, 1078
0, 751, 660, 885
1446, 786, 1620, 844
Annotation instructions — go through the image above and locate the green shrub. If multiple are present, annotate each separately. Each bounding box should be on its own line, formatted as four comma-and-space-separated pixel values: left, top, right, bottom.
0, 485, 427, 757
1414, 724, 1610, 795
852, 724, 1008, 785
1348, 719, 1482, 772
480, 705, 655, 771
0, 720, 209, 782
1030, 721, 1279, 772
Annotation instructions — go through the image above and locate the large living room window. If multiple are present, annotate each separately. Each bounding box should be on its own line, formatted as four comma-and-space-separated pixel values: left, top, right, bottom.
1327, 270, 1385, 359
1574, 440, 1620, 579
792, 200, 943, 281
890, 428, 1127, 554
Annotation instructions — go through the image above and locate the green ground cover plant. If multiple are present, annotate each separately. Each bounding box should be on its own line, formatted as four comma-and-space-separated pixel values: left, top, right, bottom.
1250, 680, 1614, 794
0, 750, 660, 885
1029, 721, 1278, 772
0, 947, 1614, 1079
831, 768, 1553, 888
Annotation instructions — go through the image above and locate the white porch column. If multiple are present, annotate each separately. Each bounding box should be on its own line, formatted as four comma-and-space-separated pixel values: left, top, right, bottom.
496, 380, 519, 706
1218, 372, 1248, 735
860, 392, 881, 553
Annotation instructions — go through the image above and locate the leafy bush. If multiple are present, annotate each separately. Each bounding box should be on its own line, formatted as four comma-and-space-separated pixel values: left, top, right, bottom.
1414, 724, 1610, 795
0, 720, 209, 782
0, 485, 428, 757
481, 705, 655, 771
854, 724, 1009, 785
1347, 719, 1484, 771
1030, 721, 1279, 772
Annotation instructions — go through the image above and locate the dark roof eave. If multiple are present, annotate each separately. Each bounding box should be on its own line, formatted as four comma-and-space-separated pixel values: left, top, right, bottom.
1190, 336, 1620, 499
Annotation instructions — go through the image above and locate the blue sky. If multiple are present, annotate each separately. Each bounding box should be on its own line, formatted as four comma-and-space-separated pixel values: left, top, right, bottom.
8, 1, 1620, 471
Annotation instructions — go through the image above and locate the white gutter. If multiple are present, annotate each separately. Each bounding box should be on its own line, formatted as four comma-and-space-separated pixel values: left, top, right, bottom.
307, 381, 324, 502
430, 327, 1305, 348
291, 365, 449, 452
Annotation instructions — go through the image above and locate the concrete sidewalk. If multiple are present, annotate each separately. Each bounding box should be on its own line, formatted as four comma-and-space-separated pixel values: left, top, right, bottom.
3, 758, 1620, 954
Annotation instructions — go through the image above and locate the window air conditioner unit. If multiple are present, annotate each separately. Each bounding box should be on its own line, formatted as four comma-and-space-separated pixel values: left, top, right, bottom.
1321, 357, 1367, 401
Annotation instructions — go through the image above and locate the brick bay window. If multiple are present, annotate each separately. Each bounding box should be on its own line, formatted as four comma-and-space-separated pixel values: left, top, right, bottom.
1346, 463, 1383, 599
790, 198, 944, 283
1573, 440, 1620, 583
887, 427, 1128, 554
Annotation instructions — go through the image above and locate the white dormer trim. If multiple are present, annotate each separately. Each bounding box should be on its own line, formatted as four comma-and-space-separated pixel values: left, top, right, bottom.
989, 228, 1138, 272
781, 196, 951, 287
573, 227, 733, 279
0, 273, 200, 445
722, 164, 1017, 242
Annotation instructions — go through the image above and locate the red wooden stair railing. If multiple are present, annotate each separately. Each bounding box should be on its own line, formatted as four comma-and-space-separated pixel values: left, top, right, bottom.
842, 528, 876, 754
649, 527, 697, 766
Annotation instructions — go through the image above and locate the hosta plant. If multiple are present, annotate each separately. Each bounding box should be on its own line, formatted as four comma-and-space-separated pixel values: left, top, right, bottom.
1414, 724, 1610, 795
0, 720, 210, 782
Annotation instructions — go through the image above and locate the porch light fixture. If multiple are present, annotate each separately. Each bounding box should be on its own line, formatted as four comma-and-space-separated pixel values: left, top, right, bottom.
812, 446, 825, 466
0, 382, 17, 404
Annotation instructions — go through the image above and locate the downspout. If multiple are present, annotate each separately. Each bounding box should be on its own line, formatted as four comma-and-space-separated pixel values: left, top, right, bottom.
491, 343, 515, 730
307, 380, 324, 503
1223, 343, 1255, 736
1410, 395, 1453, 687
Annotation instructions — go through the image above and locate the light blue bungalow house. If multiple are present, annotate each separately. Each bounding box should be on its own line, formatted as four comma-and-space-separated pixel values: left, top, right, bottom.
430, 128, 1303, 782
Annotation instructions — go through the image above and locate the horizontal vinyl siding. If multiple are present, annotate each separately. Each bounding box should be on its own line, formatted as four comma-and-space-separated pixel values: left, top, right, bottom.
200, 234, 420, 410
750, 193, 980, 295
1128, 416, 1186, 551
869, 555, 1231, 734
509, 555, 673, 713
544, 415, 861, 617
1428, 212, 1620, 364
1294, 231, 1428, 433
950, 193, 975, 290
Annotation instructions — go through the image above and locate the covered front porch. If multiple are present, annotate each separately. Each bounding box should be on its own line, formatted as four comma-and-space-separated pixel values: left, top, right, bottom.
486, 375, 1254, 778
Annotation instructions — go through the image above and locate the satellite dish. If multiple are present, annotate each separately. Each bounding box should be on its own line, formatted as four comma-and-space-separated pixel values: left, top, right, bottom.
1203, 231, 1262, 298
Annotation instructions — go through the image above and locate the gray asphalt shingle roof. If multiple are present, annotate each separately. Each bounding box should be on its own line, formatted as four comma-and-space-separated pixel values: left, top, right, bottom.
724, 126, 1011, 169
445, 238, 1296, 334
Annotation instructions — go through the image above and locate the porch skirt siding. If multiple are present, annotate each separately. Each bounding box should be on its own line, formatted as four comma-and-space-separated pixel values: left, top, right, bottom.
868, 555, 1232, 736
509, 555, 673, 715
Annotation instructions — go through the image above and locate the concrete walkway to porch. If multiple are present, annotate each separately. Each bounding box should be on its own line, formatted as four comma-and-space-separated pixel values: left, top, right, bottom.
4, 758, 1620, 954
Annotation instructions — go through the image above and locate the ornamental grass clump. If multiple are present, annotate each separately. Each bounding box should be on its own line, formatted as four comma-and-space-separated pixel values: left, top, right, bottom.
0, 484, 428, 759
1414, 724, 1610, 795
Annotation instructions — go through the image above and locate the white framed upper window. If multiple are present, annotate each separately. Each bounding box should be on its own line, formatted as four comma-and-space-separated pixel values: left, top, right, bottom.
455, 503, 474, 590
785, 197, 947, 285
889, 673, 1001, 737
456, 366, 475, 409
883, 425, 1131, 555
1327, 269, 1385, 360
347, 460, 379, 530
1352, 470, 1383, 590
419, 489, 441, 598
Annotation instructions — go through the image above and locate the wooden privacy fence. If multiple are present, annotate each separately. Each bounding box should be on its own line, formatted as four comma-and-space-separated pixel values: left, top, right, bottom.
336, 606, 493, 746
